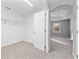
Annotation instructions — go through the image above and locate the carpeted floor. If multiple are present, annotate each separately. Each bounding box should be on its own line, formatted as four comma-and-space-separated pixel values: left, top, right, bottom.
1, 41, 74, 59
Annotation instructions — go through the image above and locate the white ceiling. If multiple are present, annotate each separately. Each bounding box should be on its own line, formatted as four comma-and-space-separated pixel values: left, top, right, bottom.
1, 0, 48, 16
1, 0, 75, 17
46, 0, 75, 10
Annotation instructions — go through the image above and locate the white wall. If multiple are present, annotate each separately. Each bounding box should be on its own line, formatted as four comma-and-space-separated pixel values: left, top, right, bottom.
1, 20, 25, 47
23, 15, 34, 44
1, 7, 34, 47
1, 8, 25, 47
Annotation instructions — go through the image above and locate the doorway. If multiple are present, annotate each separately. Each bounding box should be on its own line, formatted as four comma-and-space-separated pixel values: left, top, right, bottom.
48, 18, 74, 58
50, 19, 72, 45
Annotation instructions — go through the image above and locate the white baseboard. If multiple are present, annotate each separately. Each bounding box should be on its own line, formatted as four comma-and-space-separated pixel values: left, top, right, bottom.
23, 40, 33, 45
51, 38, 70, 46
72, 52, 77, 59
1, 40, 34, 48
1, 40, 22, 48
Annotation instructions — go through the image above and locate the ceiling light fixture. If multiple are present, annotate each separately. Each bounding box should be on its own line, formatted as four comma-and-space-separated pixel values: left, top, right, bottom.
24, 0, 33, 7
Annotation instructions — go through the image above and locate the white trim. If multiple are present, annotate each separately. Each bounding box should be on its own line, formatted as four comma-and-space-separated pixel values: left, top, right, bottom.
51, 38, 71, 46
72, 52, 77, 59
1, 40, 22, 48
1, 40, 33, 48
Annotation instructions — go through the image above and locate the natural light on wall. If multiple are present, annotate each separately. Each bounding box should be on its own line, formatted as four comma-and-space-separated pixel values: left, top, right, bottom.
24, 0, 33, 7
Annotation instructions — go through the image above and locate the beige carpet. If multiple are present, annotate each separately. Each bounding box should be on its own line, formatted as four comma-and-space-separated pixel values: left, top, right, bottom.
1, 41, 74, 59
